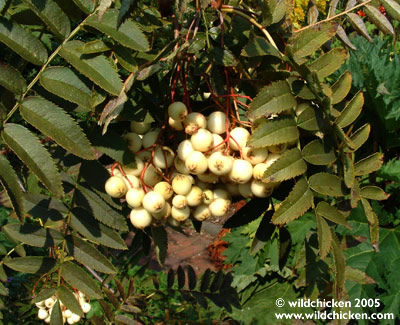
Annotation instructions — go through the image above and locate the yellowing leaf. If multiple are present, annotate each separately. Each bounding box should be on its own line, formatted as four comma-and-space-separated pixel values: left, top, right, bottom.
316, 214, 331, 259
336, 91, 364, 128
331, 71, 352, 105
354, 153, 384, 176
302, 140, 336, 165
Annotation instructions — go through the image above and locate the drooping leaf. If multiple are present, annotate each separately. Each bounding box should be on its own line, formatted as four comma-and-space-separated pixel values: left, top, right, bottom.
331, 231, 346, 299
316, 214, 331, 259
57, 286, 83, 317
65, 235, 117, 274
308, 48, 348, 79
32, 288, 57, 303
296, 104, 323, 131
0, 155, 25, 222
344, 124, 370, 153
308, 173, 348, 197
50, 299, 63, 325
2, 124, 63, 197
364, 4, 394, 35
336, 91, 364, 128
4, 256, 57, 274
343, 152, 354, 188
287, 21, 338, 64
59, 40, 123, 96
262, 148, 307, 183
70, 208, 127, 250
72, 0, 94, 14
99, 92, 128, 135
347, 13, 372, 42
354, 153, 384, 176
248, 117, 299, 148
360, 186, 389, 200
301, 140, 336, 165
40, 67, 104, 109
336, 25, 357, 51
381, 0, 400, 20
0, 17, 48, 65
21, 0, 70, 39
331, 71, 352, 105
361, 198, 379, 250
3, 223, 64, 247
151, 227, 167, 265
315, 202, 352, 229
0, 63, 26, 95
272, 178, 314, 225
20, 97, 95, 160
86, 9, 149, 52
241, 36, 282, 58
247, 81, 296, 120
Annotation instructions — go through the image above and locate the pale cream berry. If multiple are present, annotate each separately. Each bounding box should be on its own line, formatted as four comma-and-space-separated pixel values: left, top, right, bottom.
177, 140, 194, 161
193, 204, 212, 221
125, 188, 145, 208
38, 308, 49, 320
197, 171, 219, 184
153, 146, 175, 169
105, 176, 128, 198
168, 117, 184, 131
207, 152, 233, 176
152, 202, 171, 220
130, 208, 152, 229
167, 215, 182, 227
154, 181, 174, 200
253, 163, 267, 180
184, 112, 207, 135
250, 180, 274, 198
238, 182, 254, 198
172, 195, 187, 209
225, 183, 241, 197
229, 127, 250, 151
202, 189, 214, 205
142, 129, 160, 148
243, 147, 268, 165
44, 297, 55, 308
81, 302, 91, 313
172, 174, 192, 195
229, 159, 253, 184
174, 157, 190, 175
191, 129, 214, 152
142, 165, 163, 187
171, 206, 190, 221
124, 132, 142, 152
210, 133, 226, 153
209, 198, 230, 217
185, 186, 203, 207
213, 188, 230, 201
64, 309, 72, 318
207, 111, 227, 134
122, 175, 140, 189
136, 150, 152, 163
123, 157, 145, 177
142, 191, 165, 213
168, 101, 188, 121
185, 151, 208, 175
130, 121, 151, 134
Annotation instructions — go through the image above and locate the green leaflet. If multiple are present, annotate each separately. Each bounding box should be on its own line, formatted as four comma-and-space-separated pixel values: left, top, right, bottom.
296, 104, 323, 131
381, 0, 400, 21
0, 63, 26, 95
247, 81, 296, 120
23, 193, 65, 227
361, 198, 379, 250
336, 25, 357, 51
262, 148, 307, 183
336, 91, 364, 128
21, 0, 70, 39
0, 17, 48, 65
271, 178, 314, 225
360, 186, 389, 201
331, 71, 352, 105
0, 155, 25, 222
114, 46, 138, 72
350, 179, 361, 209
76, 39, 112, 54
301, 140, 336, 165
4, 256, 57, 274
65, 235, 117, 274
50, 300, 63, 325
20, 97, 95, 160
241, 36, 282, 58
59, 40, 123, 96
61, 262, 102, 299
85, 9, 149, 52
316, 214, 331, 259
354, 153, 384, 176
345, 266, 375, 285
308, 48, 348, 80
40, 67, 104, 109
331, 231, 346, 298
57, 287, 83, 317
248, 117, 299, 148
343, 152, 354, 188
3, 223, 64, 247
347, 13, 372, 42
212, 48, 239, 66
72, 0, 94, 14
70, 207, 127, 250
287, 21, 338, 64
152, 226, 168, 265
344, 124, 370, 153
315, 202, 352, 229
308, 172, 348, 197
364, 4, 394, 35
32, 288, 57, 304
2, 123, 63, 197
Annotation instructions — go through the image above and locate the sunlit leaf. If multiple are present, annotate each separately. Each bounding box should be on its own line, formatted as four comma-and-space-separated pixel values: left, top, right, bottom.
331, 71, 352, 105
315, 202, 352, 229
347, 13, 372, 42
360, 186, 389, 200
344, 124, 370, 153
308, 173, 348, 197
336, 91, 364, 128
354, 153, 384, 176
301, 140, 336, 165
308, 48, 348, 79
364, 4, 394, 35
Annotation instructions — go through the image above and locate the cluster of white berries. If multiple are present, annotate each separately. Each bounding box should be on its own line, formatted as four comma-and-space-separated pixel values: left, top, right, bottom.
104, 102, 287, 229
36, 292, 91, 324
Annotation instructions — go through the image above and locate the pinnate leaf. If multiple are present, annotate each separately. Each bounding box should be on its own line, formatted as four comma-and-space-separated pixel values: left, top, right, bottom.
86, 9, 149, 52
316, 202, 352, 229
2, 123, 63, 197
331, 231, 346, 298
248, 117, 299, 148
65, 235, 117, 274
381, 0, 400, 21
296, 104, 323, 131
272, 178, 313, 225
336, 91, 364, 128
263, 148, 307, 183
59, 40, 123, 96
4, 256, 57, 274
308, 173, 348, 197
61, 262, 102, 299
0, 155, 25, 222
50, 300, 63, 325
336, 25, 357, 51
0, 17, 48, 65
3, 223, 64, 247
0, 63, 26, 95
301, 140, 336, 165
241, 36, 282, 58
20, 97, 95, 160
361, 198, 379, 250
247, 81, 296, 120
308, 48, 348, 79
331, 71, 352, 105
354, 153, 384, 176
